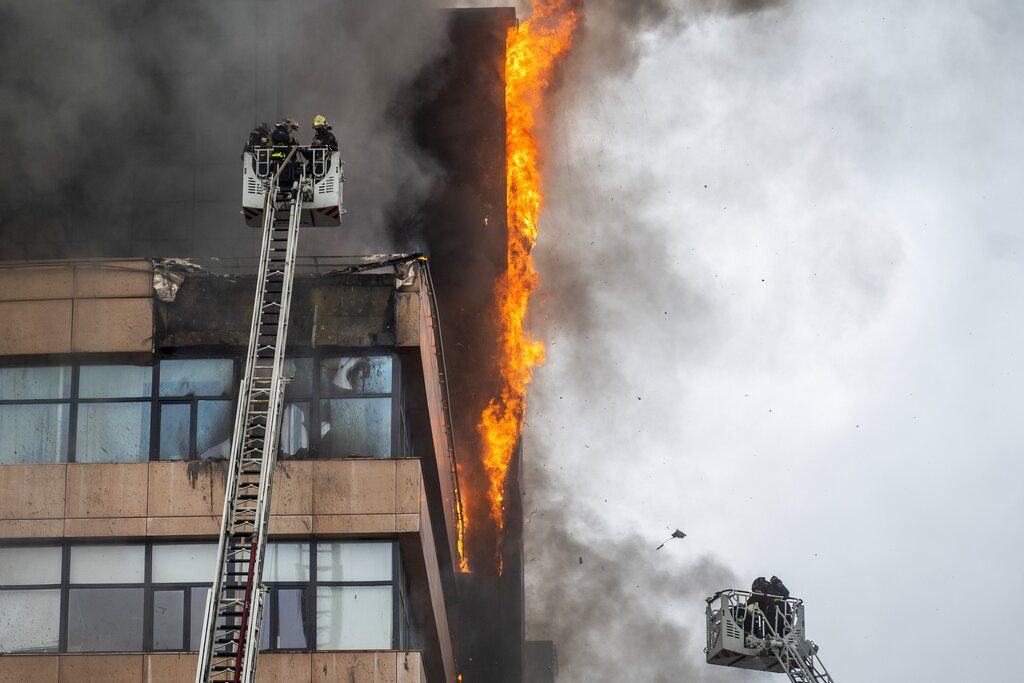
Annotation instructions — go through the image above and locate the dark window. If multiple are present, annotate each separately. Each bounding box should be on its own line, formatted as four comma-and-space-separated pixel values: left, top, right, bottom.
157, 359, 235, 462
282, 355, 396, 460
67, 588, 145, 652
153, 589, 185, 651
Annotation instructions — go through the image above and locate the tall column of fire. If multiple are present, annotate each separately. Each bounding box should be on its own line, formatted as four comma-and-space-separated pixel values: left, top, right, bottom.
470, 0, 581, 571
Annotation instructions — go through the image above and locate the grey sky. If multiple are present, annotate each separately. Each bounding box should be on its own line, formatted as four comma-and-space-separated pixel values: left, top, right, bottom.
517, 1, 1024, 681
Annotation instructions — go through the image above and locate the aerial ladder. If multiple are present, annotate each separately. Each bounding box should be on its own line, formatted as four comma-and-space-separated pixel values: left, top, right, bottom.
194, 144, 343, 683
705, 589, 835, 683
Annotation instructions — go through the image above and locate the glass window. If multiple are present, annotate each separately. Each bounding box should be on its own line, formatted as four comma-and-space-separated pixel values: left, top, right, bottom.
190, 587, 210, 651
0, 404, 69, 464
152, 544, 217, 584
159, 403, 190, 460
153, 589, 185, 650
316, 542, 392, 583
0, 539, 404, 655
0, 546, 62, 585
197, 400, 232, 458
70, 545, 145, 584
79, 364, 151, 399
319, 398, 391, 458
283, 358, 314, 398
67, 587, 144, 652
160, 359, 233, 397
276, 588, 309, 650
76, 402, 151, 462
315, 586, 392, 650
280, 402, 310, 457
0, 589, 60, 653
0, 366, 71, 400
264, 543, 310, 582
320, 356, 391, 395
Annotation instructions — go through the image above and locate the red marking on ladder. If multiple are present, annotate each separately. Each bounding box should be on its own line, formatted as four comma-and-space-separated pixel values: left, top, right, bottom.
232, 538, 259, 683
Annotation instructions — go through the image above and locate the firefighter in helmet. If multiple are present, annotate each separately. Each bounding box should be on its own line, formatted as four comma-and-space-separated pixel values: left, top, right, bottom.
270, 118, 301, 187
311, 115, 338, 152
243, 122, 270, 157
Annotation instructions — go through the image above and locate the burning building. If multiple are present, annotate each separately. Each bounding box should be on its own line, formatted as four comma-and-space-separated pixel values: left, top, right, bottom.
0, 4, 544, 682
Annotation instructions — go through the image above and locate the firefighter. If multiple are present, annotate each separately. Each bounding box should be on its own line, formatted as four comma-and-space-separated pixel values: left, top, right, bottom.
311, 114, 338, 151
270, 118, 301, 187
745, 577, 772, 639
766, 575, 791, 634
243, 122, 270, 157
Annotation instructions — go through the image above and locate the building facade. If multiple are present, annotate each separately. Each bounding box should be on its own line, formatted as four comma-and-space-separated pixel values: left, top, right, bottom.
0, 258, 460, 683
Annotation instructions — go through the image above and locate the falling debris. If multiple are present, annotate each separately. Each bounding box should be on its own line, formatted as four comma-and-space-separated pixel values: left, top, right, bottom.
656, 529, 687, 550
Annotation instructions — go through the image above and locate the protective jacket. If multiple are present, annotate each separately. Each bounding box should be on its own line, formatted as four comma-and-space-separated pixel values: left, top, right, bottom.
270, 125, 298, 158
311, 125, 338, 152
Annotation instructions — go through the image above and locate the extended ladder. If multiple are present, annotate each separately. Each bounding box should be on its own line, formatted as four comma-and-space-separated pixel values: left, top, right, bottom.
760, 607, 834, 683
195, 150, 305, 683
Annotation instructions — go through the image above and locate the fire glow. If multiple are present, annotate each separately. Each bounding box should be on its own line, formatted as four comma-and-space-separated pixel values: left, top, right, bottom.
472, 0, 580, 570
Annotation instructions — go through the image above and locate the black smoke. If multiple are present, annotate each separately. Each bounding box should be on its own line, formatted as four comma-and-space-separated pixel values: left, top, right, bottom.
0, 0, 449, 260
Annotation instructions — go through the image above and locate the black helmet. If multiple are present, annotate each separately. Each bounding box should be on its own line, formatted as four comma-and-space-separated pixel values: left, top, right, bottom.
256, 122, 270, 134
751, 577, 770, 593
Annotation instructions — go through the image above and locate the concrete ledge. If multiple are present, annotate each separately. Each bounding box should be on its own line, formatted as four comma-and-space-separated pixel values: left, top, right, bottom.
0, 519, 65, 538
0, 465, 66, 519
0, 265, 74, 302
0, 300, 72, 355
0, 460, 426, 541
0, 655, 59, 683
72, 261, 151, 299
0, 652, 427, 683
71, 298, 152, 353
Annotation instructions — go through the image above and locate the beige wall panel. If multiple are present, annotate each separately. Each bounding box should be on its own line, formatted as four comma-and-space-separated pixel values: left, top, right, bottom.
313, 460, 396, 515
270, 461, 313, 515
71, 298, 152, 353
395, 291, 420, 347
64, 517, 147, 537
395, 460, 421, 515
0, 655, 59, 683
64, 463, 148, 519
396, 652, 425, 683
73, 261, 152, 299
146, 515, 219, 537
0, 464, 65, 520
268, 515, 313, 535
256, 653, 312, 683
313, 514, 397, 535
58, 655, 143, 683
396, 514, 420, 534
0, 519, 65, 538
0, 300, 72, 355
312, 652, 397, 683
147, 461, 226, 517
143, 653, 198, 683
0, 265, 74, 302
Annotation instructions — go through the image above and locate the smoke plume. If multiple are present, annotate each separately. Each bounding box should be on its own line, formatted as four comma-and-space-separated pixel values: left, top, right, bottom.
0, 0, 448, 259
524, 0, 789, 679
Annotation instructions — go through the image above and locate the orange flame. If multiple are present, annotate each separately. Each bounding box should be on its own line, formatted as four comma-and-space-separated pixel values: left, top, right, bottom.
476, 1, 580, 556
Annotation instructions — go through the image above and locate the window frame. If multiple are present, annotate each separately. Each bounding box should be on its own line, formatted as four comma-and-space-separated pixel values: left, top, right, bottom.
280, 351, 401, 460
0, 353, 240, 464
0, 538, 406, 655
0, 350, 401, 463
